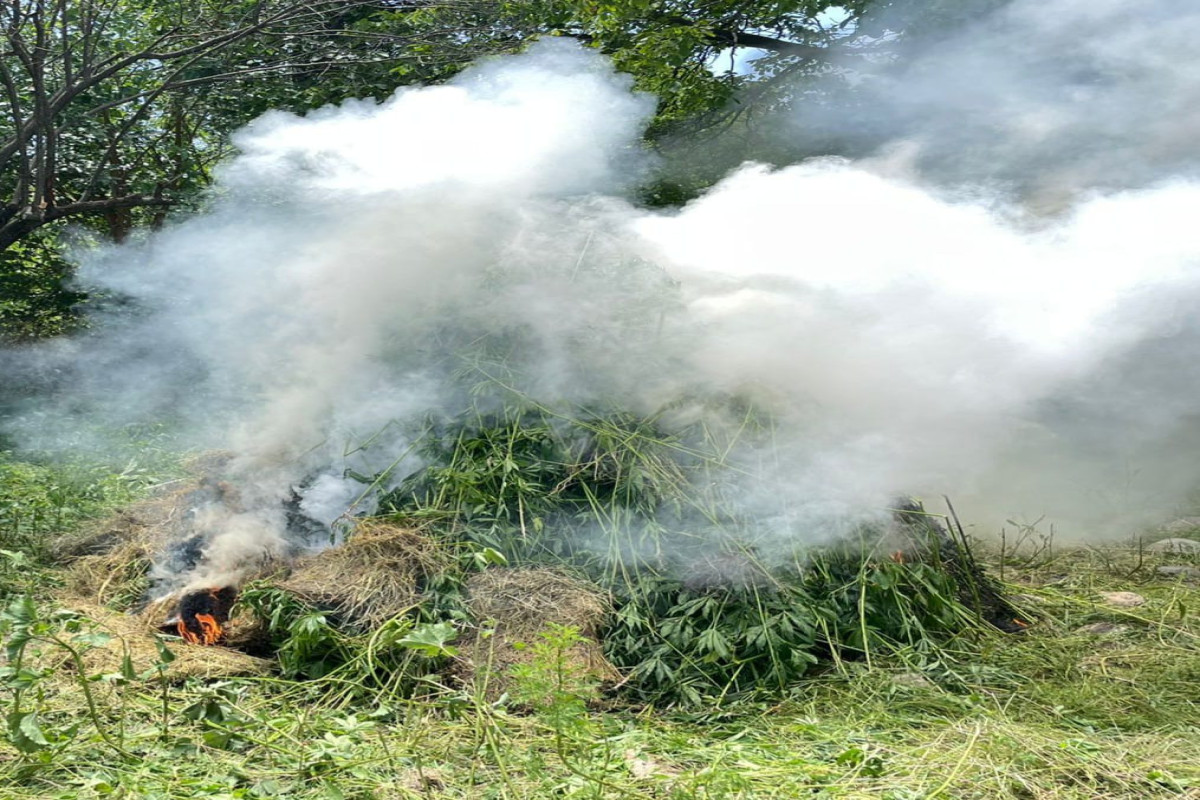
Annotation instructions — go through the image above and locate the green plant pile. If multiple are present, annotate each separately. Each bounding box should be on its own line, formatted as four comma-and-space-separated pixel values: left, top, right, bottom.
332, 387, 1008, 706
0, 378, 1011, 710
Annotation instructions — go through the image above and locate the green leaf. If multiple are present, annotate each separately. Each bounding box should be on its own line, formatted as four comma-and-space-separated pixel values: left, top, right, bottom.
398, 622, 459, 658
2, 595, 37, 626
3, 629, 32, 663
0, 667, 43, 690
250, 779, 283, 797
202, 728, 234, 749
120, 651, 137, 681
7, 711, 50, 753
0, 549, 29, 568
73, 631, 113, 649
480, 546, 508, 565
835, 746, 866, 766
154, 636, 177, 664
319, 784, 346, 800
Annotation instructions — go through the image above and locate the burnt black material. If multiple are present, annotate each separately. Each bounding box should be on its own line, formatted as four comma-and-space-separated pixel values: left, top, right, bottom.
148, 478, 326, 600
160, 534, 206, 577
284, 486, 331, 547
176, 586, 237, 640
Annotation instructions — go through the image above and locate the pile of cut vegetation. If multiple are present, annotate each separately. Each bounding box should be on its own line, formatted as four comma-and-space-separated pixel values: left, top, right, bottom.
40, 456, 275, 680
55, 484, 195, 607
354, 397, 1024, 704
454, 567, 620, 701
280, 519, 447, 629
44, 488, 618, 694
51, 451, 247, 604
34, 601, 272, 680
44, 396, 1024, 704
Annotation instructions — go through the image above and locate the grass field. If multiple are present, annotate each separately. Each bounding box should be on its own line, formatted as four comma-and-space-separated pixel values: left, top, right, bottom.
1, 456, 1198, 799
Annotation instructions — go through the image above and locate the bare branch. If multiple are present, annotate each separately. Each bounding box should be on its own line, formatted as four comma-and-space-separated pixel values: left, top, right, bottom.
44, 193, 173, 222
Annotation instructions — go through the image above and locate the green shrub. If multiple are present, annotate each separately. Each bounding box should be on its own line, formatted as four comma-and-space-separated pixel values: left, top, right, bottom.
0, 235, 86, 342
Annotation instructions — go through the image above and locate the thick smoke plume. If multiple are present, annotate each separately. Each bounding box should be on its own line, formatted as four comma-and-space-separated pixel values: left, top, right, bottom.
3, 2, 1200, 590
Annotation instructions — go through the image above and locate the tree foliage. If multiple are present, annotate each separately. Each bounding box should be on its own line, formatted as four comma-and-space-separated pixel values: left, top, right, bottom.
0, 0, 531, 338
0, 232, 84, 339
409, 1, 882, 135
0, 0, 518, 253
0, 0, 961, 338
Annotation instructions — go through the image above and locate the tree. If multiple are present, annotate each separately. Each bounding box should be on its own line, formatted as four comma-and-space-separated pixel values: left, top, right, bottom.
0, 0, 502, 253
0, 1, 544, 340
0, 0, 903, 254
405, 1, 882, 135
0, 0, 974, 340
0, 231, 82, 339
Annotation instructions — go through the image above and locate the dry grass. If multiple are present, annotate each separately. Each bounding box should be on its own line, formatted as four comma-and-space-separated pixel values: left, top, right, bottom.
178, 450, 236, 478
55, 486, 199, 606
51, 450, 233, 570
37, 601, 272, 681
455, 567, 620, 700
280, 520, 446, 629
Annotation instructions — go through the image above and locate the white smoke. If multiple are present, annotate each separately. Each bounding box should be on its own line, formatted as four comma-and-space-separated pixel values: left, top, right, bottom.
636, 165, 1200, 534
796, 0, 1200, 199
4, 8, 1200, 590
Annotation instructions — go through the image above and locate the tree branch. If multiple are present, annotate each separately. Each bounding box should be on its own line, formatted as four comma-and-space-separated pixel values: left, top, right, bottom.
44, 193, 173, 221
707, 29, 844, 62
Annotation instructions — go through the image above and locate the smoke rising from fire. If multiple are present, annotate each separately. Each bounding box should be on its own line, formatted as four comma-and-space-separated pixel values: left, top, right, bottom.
3, 3, 1200, 589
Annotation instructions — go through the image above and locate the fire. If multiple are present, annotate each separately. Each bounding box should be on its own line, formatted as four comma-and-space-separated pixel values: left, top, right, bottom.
175, 586, 233, 645
178, 612, 224, 645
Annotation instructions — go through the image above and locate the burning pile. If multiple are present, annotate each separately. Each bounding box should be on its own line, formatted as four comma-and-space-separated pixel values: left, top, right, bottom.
48, 459, 287, 673
45, 431, 1024, 704
32, 599, 273, 680
172, 586, 237, 645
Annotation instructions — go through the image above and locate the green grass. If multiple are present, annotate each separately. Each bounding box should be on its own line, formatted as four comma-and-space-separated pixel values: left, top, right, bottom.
0, 450, 173, 604
0, 546, 1196, 799
0, 448, 174, 552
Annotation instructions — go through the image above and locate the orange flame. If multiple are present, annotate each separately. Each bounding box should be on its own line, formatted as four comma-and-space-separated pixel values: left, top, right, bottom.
178, 613, 223, 645
176, 587, 228, 645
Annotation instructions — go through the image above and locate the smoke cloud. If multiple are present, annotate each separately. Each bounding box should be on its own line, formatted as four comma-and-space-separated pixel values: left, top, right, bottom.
3, 3, 1200, 590
800, 0, 1200, 201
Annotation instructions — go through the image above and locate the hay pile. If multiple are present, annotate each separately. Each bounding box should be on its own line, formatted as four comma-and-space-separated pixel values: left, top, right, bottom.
43, 453, 279, 675
37, 602, 271, 681
47, 469, 618, 693
56, 485, 201, 606
280, 520, 446, 629
454, 567, 620, 701
53, 453, 239, 606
